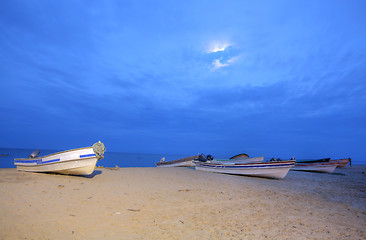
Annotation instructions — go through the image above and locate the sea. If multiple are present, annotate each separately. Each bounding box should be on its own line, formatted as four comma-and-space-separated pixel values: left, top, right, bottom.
1, 148, 362, 168
0, 148, 197, 168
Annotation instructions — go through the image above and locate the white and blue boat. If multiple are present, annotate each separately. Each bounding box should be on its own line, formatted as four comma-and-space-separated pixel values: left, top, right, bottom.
194, 159, 295, 179
14, 141, 105, 176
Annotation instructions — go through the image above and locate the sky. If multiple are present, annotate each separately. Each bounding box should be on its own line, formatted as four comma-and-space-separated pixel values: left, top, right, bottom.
0, 0, 365, 162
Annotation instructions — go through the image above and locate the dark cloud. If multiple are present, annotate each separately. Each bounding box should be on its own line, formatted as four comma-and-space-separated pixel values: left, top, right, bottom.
0, 0, 365, 162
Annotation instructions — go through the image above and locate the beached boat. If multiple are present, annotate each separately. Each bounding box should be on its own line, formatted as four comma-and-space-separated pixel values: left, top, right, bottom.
194, 159, 295, 179
156, 155, 199, 167
295, 158, 331, 163
292, 158, 337, 173
330, 158, 351, 168
14, 141, 105, 175
212, 156, 264, 164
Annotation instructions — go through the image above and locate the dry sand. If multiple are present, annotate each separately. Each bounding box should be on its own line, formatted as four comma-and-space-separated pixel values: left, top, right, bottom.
0, 166, 365, 240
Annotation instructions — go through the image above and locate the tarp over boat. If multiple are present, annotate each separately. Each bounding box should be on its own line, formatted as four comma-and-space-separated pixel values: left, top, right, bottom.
230, 153, 249, 160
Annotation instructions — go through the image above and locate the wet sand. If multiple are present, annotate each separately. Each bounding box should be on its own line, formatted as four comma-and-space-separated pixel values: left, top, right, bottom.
0, 166, 365, 239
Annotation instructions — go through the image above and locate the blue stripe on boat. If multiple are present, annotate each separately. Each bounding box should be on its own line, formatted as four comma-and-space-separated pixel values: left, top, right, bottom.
42, 159, 60, 164
14, 158, 60, 164
80, 154, 95, 158
14, 159, 40, 163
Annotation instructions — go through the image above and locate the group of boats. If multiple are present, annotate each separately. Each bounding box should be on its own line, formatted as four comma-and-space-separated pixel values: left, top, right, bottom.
12, 142, 350, 179
156, 153, 351, 179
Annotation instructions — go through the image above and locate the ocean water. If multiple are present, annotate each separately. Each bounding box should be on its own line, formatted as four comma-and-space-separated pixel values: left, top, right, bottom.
0, 148, 195, 168
1, 148, 362, 168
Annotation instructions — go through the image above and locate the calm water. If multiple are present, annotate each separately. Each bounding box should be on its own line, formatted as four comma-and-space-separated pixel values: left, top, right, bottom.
1, 148, 362, 168
0, 148, 197, 168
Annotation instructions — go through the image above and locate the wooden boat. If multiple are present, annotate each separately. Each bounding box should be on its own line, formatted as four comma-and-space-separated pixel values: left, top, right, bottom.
156, 155, 199, 167
194, 160, 295, 179
14, 141, 105, 175
330, 158, 351, 168
292, 158, 337, 173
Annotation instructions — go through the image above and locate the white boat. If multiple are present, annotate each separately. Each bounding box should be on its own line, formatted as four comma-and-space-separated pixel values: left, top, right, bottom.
194, 160, 295, 179
156, 155, 198, 167
291, 160, 337, 173
14, 141, 105, 175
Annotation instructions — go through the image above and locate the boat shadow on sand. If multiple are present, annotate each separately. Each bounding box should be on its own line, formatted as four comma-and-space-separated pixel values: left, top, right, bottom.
329, 172, 346, 176
292, 170, 346, 176
219, 172, 284, 180
41, 170, 102, 178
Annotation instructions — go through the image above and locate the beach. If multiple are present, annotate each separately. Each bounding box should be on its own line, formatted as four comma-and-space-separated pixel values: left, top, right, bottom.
0, 166, 365, 240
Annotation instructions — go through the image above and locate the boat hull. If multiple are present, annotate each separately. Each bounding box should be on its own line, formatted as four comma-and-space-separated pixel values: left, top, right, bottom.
14, 145, 103, 175
194, 161, 295, 179
330, 158, 351, 168
156, 155, 198, 167
295, 158, 330, 164
156, 161, 195, 167
292, 162, 337, 173
212, 156, 264, 164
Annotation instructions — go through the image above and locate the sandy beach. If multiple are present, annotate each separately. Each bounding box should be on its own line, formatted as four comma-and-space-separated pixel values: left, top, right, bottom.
0, 166, 365, 240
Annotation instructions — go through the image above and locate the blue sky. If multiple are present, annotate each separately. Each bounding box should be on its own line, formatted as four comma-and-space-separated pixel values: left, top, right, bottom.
1, 0, 365, 161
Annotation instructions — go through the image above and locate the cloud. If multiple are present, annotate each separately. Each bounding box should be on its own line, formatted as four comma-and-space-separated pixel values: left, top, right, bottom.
207, 42, 230, 53
206, 40, 242, 71
210, 55, 241, 71
0, 0, 365, 161
211, 58, 229, 70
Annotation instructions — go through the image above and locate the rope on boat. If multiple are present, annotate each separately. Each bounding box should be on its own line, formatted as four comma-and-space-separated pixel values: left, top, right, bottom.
93, 141, 106, 159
